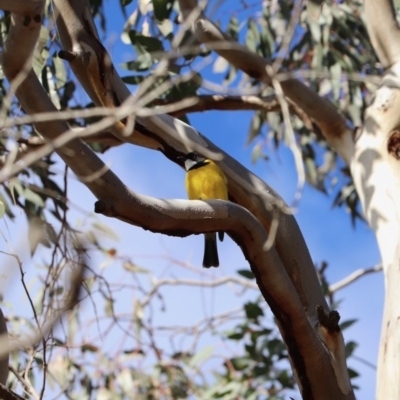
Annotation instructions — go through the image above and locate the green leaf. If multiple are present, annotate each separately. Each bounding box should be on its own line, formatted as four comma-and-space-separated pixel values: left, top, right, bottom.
129, 30, 164, 54
245, 343, 256, 357
267, 338, 286, 356
81, 343, 99, 353
123, 262, 149, 274
305, 156, 318, 187
92, 221, 119, 240
250, 328, 272, 342
152, 0, 174, 21
237, 269, 255, 280
347, 367, 360, 379
0, 201, 5, 219
165, 73, 202, 101
227, 16, 239, 40
105, 298, 114, 317
189, 345, 214, 367
54, 286, 64, 295
123, 54, 153, 71
253, 145, 269, 164
9, 177, 23, 203
259, 17, 274, 58
121, 75, 147, 85
225, 330, 245, 340
52, 54, 67, 89
24, 187, 45, 207
174, 73, 202, 96
277, 369, 294, 387
244, 302, 264, 320
307, 0, 324, 21
45, 222, 58, 244
340, 319, 358, 331
246, 19, 259, 53
230, 356, 250, 371
117, 368, 135, 392
28, 219, 49, 255
247, 111, 264, 144
0, 192, 14, 219
32, 26, 50, 76
345, 341, 358, 357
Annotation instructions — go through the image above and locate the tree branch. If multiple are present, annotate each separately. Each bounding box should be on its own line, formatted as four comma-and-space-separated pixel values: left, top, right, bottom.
329, 264, 383, 293
140, 276, 259, 308
157, 94, 280, 115
364, 0, 400, 68
0, 0, 42, 15
177, 0, 354, 164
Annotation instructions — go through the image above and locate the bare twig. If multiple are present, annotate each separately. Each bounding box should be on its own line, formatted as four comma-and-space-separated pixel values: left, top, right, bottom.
329, 264, 383, 293
272, 0, 304, 74
268, 65, 305, 205
0, 250, 85, 361
159, 94, 281, 115
141, 276, 258, 308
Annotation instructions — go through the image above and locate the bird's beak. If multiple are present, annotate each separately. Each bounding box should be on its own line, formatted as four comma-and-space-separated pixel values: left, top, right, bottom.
177, 155, 186, 161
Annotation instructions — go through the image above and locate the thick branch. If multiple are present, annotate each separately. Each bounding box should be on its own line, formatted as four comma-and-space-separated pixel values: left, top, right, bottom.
364, 0, 400, 68
177, 0, 354, 164
0, 0, 42, 15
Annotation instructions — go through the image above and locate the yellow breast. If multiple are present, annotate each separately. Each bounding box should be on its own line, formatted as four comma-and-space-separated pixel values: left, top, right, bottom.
185, 160, 228, 200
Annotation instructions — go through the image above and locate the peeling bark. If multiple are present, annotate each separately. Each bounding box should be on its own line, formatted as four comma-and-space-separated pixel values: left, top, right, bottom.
359, 2, 400, 396
351, 68, 400, 399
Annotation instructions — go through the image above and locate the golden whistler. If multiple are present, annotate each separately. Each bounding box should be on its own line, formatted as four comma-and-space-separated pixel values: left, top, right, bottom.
180, 152, 228, 268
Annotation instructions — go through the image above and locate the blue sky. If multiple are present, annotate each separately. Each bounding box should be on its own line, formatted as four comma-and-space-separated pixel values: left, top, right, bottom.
0, 1, 385, 399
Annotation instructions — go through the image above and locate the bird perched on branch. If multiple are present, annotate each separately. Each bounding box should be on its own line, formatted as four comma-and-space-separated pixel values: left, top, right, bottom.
180, 151, 228, 268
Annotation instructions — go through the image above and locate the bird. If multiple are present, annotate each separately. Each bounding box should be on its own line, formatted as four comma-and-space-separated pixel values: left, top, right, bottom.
179, 151, 228, 268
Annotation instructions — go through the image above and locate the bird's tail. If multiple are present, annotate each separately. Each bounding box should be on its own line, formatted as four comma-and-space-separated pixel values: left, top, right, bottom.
203, 233, 219, 268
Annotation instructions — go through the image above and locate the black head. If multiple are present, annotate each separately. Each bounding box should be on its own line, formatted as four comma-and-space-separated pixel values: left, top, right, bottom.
179, 151, 207, 171
185, 152, 205, 162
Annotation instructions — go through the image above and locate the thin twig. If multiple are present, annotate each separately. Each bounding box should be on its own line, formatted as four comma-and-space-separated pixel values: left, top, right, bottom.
329, 264, 383, 293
